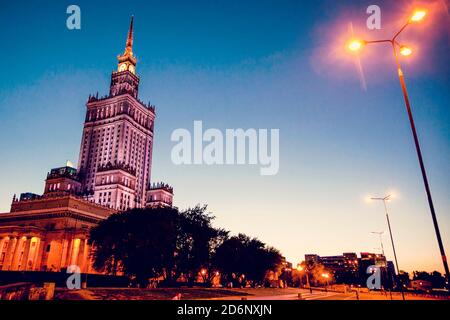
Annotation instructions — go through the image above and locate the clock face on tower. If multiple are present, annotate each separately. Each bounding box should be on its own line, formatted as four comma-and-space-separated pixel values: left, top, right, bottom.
119, 63, 127, 72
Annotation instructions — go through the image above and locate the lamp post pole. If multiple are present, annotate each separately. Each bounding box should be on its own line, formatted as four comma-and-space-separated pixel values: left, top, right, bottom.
391, 42, 450, 286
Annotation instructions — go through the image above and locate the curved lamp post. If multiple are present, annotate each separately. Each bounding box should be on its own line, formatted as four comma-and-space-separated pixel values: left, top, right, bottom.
348, 9, 449, 288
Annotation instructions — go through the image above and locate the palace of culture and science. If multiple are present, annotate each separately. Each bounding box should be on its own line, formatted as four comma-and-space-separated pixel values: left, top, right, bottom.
0, 18, 173, 273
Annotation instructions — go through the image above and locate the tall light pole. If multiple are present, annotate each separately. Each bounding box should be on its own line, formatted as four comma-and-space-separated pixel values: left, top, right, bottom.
371, 195, 405, 300
348, 9, 450, 287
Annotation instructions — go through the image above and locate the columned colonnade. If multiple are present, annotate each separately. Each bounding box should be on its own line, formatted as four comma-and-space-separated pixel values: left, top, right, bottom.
0, 234, 92, 273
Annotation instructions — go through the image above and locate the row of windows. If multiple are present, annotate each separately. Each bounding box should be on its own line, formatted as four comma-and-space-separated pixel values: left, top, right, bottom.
87, 103, 152, 129
48, 183, 73, 191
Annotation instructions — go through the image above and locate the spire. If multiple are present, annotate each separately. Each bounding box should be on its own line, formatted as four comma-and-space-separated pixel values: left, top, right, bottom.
125, 15, 134, 56
116, 16, 137, 76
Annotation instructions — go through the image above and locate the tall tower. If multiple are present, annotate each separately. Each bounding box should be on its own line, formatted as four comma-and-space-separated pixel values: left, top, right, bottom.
77, 17, 156, 210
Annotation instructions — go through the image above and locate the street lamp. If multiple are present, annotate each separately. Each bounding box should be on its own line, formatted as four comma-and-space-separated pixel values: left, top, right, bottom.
371, 231, 386, 259
200, 268, 207, 283
399, 46, 412, 56
410, 10, 427, 22
321, 273, 330, 292
370, 195, 405, 300
348, 9, 450, 287
296, 265, 304, 288
297, 264, 312, 293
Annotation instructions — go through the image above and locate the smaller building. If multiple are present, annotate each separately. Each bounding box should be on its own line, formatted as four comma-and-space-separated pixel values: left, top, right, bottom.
146, 182, 174, 208
0, 164, 174, 274
0, 193, 115, 273
305, 252, 359, 284
304, 252, 396, 288
44, 166, 82, 195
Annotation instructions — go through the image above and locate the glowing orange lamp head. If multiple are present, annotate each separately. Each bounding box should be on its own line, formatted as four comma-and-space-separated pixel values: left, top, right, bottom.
400, 46, 412, 56
347, 39, 364, 52
410, 10, 427, 22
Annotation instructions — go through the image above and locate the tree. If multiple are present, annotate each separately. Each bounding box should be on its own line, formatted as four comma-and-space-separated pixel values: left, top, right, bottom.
213, 233, 283, 287
89, 205, 227, 287
89, 206, 180, 286
413, 270, 445, 288
397, 270, 410, 288
174, 205, 228, 286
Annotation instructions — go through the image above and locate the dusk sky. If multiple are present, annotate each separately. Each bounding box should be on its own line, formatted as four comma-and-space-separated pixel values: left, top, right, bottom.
0, 0, 449, 273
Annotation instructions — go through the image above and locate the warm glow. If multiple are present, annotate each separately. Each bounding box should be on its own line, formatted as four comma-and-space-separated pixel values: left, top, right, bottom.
201, 269, 207, 275
66, 160, 74, 168
347, 39, 364, 52
297, 265, 303, 271
410, 10, 427, 22
400, 46, 412, 56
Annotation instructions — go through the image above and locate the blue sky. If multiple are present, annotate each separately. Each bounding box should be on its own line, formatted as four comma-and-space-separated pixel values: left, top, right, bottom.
0, 0, 449, 273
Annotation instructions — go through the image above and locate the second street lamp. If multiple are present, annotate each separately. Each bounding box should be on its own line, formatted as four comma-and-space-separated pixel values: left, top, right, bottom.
370, 195, 405, 300
297, 265, 313, 294
321, 273, 330, 292
371, 231, 386, 264
347, 9, 450, 287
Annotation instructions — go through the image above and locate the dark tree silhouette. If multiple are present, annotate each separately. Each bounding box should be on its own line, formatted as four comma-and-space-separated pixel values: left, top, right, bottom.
413, 270, 446, 288
89, 206, 179, 286
89, 205, 228, 287
213, 233, 283, 287
174, 205, 228, 286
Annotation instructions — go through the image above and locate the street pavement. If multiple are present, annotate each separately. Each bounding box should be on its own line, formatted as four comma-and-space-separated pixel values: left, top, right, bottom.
214, 288, 447, 300
216, 289, 348, 300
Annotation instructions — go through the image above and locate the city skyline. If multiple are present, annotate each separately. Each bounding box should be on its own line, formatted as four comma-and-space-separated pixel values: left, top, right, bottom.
0, 0, 449, 274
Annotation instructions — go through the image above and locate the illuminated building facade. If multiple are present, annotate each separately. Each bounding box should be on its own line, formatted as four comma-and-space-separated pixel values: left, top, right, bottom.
305, 252, 396, 288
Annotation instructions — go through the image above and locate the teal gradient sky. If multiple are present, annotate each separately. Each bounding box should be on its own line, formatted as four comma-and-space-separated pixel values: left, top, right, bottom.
0, 0, 449, 273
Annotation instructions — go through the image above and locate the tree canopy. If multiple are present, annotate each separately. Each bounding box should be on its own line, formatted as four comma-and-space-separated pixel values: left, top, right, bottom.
89, 205, 282, 287
213, 233, 283, 287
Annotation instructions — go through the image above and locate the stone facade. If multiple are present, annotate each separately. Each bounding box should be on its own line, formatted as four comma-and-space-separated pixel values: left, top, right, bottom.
0, 195, 113, 272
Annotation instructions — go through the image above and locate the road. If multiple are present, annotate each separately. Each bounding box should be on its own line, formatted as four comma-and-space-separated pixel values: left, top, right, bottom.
216, 289, 348, 300
214, 288, 446, 300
